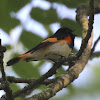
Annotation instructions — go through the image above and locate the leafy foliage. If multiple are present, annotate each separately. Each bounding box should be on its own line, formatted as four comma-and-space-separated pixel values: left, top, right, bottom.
46, 0, 89, 8
0, 0, 30, 32
20, 30, 43, 49
10, 83, 24, 100
30, 7, 59, 25
12, 61, 40, 78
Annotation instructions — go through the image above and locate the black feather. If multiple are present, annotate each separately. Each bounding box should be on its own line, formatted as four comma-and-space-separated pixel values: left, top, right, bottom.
7, 57, 20, 66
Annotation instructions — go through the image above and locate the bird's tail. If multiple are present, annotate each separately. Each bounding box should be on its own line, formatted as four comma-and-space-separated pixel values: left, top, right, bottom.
7, 52, 31, 66
7, 57, 20, 66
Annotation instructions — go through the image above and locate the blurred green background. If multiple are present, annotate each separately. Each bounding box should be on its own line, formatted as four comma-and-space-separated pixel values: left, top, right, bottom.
0, 0, 100, 100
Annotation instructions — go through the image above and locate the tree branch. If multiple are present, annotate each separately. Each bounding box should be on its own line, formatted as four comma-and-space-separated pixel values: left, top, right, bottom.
0, 76, 54, 85
12, 53, 78, 98
0, 39, 14, 100
75, 1, 100, 16
76, 0, 94, 58
90, 36, 100, 55
12, 62, 62, 98
90, 52, 100, 59
0, 84, 5, 90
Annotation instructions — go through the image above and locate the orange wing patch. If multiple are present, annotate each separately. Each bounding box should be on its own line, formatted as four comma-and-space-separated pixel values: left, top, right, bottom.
64, 36, 72, 43
42, 38, 57, 43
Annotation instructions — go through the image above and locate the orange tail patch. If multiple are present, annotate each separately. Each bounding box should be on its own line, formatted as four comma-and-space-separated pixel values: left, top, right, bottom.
7, 52, 31, 66
19, 52, 31, 61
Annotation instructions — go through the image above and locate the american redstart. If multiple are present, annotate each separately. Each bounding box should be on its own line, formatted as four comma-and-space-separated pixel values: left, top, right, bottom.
7, 27, 76, 66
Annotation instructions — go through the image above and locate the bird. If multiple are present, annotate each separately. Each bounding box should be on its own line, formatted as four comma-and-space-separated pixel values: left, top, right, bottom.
7, 27, 76, 66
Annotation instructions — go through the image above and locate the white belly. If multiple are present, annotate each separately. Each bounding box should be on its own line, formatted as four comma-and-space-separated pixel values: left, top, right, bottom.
26, 41, 72, 62
47, 41, 71, 56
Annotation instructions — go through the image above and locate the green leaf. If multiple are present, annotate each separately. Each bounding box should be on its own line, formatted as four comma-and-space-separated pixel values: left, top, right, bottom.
0, 0, 30, 33
63, 0, 88, 8
30, 7, 59, 24
43, 25, 53, 36
55, 67, 65, 77
7, 0, 31, 12
0, 13, 19, 33
91, 66, 100, 90
12, 61, 40, 78
10, 83, 20, 93
46, 0, 89, 8
60, 18, 82, 37
5, 45, 11, 50
10, 83, 24, 100
20, 30, 43, 50
72, 48, 78, 53
46, 0, 63, 4
38, 85, 46, 90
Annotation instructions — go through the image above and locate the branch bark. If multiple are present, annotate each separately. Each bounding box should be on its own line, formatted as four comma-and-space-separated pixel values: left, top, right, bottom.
90, 52, 100, 59
90, 36, 100, 55
0, 40, 14, 100
0, 76, 54, 85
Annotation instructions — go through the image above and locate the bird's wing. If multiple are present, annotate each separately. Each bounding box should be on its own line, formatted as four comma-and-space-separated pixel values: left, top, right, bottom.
25, 37, 58, 54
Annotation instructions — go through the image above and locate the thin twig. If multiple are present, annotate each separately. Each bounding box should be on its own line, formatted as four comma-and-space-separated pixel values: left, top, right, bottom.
90, 52, 100, 59
0, 39, 14, 100
0, 76, 54, 85
91, 36, 100, 55
13, 62, 61, 97
0, 40, 6, 80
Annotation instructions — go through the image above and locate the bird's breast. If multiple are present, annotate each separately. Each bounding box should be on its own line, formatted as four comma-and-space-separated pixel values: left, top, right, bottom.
47, 41, 72, 56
